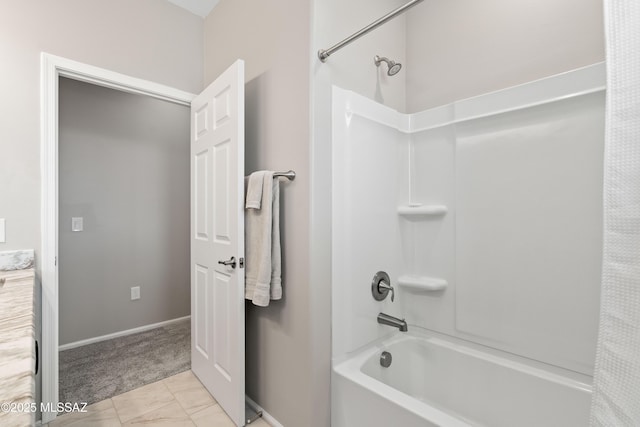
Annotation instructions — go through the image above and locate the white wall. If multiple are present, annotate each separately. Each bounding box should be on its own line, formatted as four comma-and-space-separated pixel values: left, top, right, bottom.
314, 0, 605, 378
331, 66, 605, 376
451, 90, 603, 374
405, 0, 605, 111
203, 1, 318, 425
310, 2, 408, 423
58, 78, 190, 345
0, 0, 203, 255
331, 87, 410, 360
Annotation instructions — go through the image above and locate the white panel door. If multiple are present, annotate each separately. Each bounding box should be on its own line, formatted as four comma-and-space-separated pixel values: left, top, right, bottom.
191, 60, 245, 426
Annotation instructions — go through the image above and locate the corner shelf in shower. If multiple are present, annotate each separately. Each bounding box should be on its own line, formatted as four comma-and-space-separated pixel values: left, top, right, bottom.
397, 275, 447, 292
397, 204, 448, 218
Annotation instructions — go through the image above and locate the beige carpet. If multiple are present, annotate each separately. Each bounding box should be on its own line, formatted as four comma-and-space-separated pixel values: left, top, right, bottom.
59, 318, 190, 405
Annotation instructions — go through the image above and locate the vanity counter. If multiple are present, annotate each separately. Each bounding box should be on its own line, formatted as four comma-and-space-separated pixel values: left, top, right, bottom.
0, 268, 36, 427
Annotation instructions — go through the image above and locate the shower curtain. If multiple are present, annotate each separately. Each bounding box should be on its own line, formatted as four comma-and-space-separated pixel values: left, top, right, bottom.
590, 1, 640, 426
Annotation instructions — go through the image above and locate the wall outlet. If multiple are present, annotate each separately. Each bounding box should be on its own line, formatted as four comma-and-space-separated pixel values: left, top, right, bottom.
0, 218, 5, 243
131, 286, 140, 300
71, 217, 83, 232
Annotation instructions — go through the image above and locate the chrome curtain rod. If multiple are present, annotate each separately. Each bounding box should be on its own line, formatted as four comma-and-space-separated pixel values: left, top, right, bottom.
318, 0, 424, 62
274, 170, 296, 181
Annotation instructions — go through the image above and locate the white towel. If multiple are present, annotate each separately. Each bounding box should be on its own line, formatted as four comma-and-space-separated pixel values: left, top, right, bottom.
270, 178, 282, 300
246, 171, 265, 209
244, 171, 282, 306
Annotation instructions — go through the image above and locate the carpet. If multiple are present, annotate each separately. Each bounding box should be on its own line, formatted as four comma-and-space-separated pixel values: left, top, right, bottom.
59, 318, 191, 405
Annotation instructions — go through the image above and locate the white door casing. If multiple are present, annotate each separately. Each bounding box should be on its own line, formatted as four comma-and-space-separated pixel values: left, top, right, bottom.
190, 60, 246, 426
40, 53, 195, 425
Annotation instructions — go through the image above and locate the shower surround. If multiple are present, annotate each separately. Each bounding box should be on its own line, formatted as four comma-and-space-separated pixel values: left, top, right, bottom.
331, 63, 605, 426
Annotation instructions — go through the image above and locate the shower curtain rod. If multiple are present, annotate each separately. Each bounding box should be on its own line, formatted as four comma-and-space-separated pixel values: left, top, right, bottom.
317, 0, 424, 62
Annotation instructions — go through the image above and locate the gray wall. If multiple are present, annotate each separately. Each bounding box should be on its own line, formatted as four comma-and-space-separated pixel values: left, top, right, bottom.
0, 1, 201, 417
203, 1, 314, 426
406, 0, 605, 111
58, 78, 190, 345
0, 0, 202, 255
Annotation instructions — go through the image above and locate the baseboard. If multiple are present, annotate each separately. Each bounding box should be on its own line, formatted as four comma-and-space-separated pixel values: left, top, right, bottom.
246, 395, 284, 427
58, 316, 190, 351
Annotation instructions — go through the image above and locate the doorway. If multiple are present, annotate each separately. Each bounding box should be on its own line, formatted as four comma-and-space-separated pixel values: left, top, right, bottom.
57, 76, 191, 405
42, 54, 248, 427
41, 53, 195, 424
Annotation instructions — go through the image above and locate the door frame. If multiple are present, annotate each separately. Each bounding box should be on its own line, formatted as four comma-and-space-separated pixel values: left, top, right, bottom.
40, 53, 195, 424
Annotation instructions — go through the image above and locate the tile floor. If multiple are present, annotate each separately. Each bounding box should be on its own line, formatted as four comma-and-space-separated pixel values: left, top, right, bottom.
45, 370, 271, 427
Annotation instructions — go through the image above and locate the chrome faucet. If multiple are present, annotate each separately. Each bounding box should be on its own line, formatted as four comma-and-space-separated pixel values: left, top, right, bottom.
377, 312, 408, 332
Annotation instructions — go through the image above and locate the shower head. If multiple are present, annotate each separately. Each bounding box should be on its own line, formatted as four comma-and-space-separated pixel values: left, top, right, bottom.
374, 55, 402, 76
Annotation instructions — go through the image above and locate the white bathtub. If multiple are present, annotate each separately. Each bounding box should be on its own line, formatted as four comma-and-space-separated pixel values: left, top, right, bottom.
332, 330, 592, 427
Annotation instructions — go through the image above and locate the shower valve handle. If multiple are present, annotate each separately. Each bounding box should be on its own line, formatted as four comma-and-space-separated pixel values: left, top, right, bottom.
378, 280, 395, 302
372, 271, 395, 302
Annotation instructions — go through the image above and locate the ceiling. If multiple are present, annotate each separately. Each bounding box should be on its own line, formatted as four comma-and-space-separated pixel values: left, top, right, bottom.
166, 0, 219, 18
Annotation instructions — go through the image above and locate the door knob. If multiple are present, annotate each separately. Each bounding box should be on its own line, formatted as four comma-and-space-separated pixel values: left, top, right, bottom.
218, 256, 236, 269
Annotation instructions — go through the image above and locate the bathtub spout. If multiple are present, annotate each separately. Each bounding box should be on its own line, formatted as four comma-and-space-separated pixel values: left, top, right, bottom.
377, 312, 408, 332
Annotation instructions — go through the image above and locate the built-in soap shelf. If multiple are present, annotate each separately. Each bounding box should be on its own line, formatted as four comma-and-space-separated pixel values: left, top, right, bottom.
397, 275, 447, 291
397, 204, 448, 218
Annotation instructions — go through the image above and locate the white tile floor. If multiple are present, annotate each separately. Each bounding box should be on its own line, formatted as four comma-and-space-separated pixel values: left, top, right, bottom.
45, 370, 271, 427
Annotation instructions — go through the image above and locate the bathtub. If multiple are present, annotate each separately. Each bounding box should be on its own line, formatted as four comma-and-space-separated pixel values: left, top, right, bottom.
332, 330, 592, 427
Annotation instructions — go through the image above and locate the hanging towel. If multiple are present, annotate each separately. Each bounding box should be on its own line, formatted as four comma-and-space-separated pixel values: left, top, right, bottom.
246, 171, 266, 209
244, 171, 282, 306
270, 177, 282, 300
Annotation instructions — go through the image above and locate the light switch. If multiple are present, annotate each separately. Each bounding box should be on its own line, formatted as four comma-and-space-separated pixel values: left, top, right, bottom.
71, 217, 83, 232
0, 219, 5, 243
